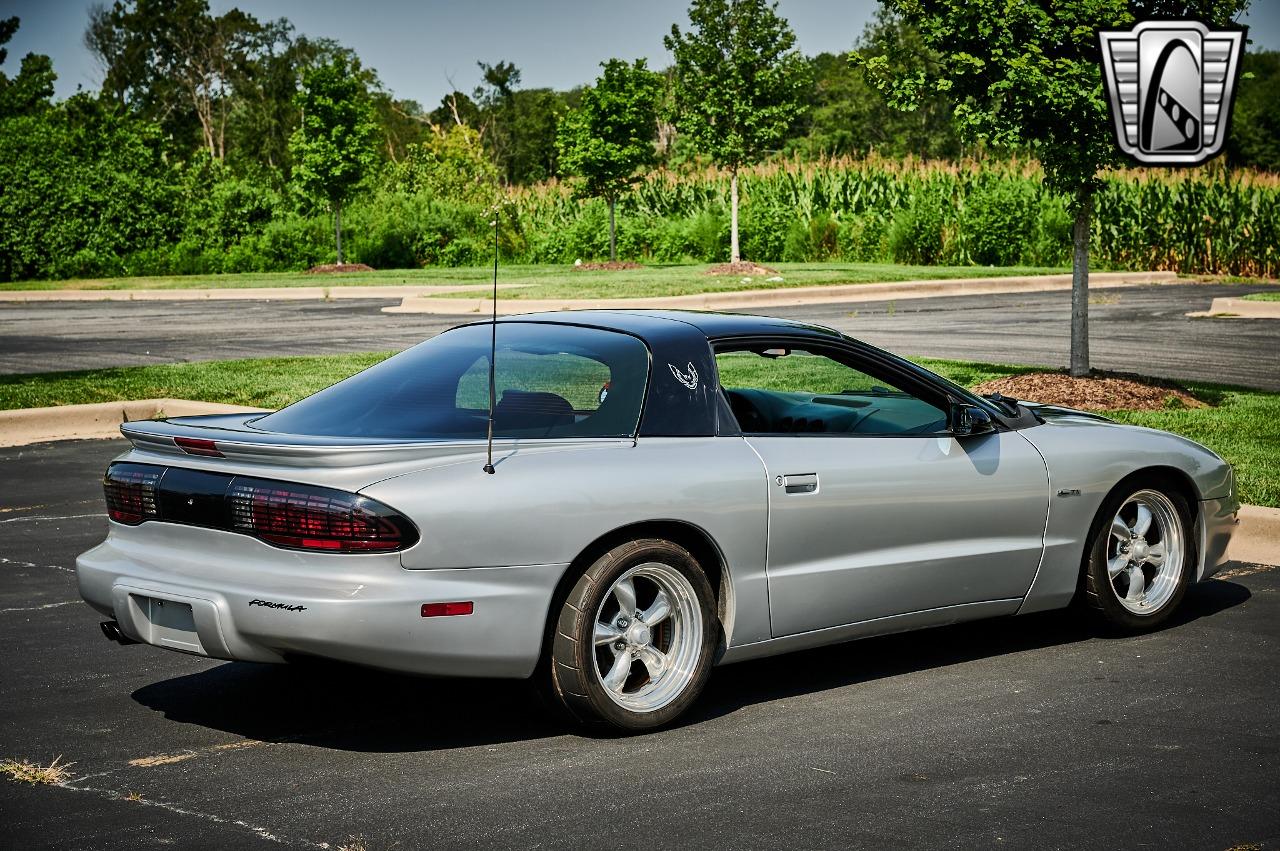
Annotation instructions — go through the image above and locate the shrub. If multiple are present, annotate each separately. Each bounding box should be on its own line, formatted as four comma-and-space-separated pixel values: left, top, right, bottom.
962, 179, 1037, 265
887, 195, 946, 264
1028, 195, 1072, 267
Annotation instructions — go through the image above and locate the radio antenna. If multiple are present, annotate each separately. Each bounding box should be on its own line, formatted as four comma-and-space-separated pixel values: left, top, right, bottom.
482, 212, 498, 475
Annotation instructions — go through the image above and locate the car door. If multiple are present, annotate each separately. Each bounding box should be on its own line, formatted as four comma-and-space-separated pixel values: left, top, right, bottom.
715, 341, 1049, 638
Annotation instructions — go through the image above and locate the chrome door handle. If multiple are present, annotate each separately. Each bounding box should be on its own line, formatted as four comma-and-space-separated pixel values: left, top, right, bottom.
780, 473, 818, 494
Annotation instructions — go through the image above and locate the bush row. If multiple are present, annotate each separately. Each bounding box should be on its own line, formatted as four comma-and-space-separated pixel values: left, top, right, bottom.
4, 149, 1276, 280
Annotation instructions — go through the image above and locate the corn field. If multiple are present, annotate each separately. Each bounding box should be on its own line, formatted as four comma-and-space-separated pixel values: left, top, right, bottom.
79, 155, 1276, 280
498, 156, 1279, 277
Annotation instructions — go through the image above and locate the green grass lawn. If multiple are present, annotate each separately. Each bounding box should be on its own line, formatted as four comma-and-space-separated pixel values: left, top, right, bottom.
0, 353, 393, 412
1242, 291, 1280, 301
0, 262, 1069, 299
2, 351, 1275, 506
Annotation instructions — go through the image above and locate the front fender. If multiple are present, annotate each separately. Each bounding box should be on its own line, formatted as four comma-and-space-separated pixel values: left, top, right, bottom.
1016, 416, 1236, 614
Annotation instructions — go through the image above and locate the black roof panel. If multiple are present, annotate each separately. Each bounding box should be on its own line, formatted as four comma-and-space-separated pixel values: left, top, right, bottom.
494, 309, 844, 342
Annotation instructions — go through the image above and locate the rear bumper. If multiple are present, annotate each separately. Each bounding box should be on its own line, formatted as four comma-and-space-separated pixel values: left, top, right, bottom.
76, 522, 567, 678
1199, 495, 1239, 581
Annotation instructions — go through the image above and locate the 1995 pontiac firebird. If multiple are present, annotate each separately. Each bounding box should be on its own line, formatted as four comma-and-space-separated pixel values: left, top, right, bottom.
78, 310, 1238, 731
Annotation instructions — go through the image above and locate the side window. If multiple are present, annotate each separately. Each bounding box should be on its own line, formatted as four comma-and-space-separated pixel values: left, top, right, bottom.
715, 347, 949, 436
456, 350, 620, 437
456, 352, 611, 412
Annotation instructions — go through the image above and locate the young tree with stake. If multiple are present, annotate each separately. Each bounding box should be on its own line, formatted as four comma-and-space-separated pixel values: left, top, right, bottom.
665, 0, 809, 265
556, 59, 662, 263
290, 57, 377, 264
857, 0, 1248, 377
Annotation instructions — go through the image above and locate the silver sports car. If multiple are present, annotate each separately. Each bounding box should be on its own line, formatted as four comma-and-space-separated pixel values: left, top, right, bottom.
78, 310, 1239, 731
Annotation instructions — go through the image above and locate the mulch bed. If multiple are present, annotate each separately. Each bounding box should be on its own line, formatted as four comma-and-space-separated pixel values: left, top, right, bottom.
572, 261, 644, 271
972, 372, 1208, 411
704, 262, 778, 276
306, 263, 375, 274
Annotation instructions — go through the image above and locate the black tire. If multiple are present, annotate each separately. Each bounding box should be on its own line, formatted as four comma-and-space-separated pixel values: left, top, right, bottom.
1081, 477, 1196, 633
547, 538, 718, 732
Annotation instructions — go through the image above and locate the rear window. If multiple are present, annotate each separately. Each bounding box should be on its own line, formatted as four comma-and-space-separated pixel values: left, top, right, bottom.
252, 323, 650, 440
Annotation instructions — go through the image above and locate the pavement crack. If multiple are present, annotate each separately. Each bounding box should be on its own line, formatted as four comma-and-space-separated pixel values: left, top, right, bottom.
0, 498, 100, 514
0, 556, 75, 573
0, 512, 107, 524
0, 600, 80, 614
55, 778, 328, 848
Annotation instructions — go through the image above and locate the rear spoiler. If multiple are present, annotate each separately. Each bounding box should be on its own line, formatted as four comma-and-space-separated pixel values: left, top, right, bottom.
120, 414, 486, 468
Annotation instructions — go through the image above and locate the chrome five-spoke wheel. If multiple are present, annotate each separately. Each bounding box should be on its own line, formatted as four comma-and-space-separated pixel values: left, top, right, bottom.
592, 563, 703, 714
548, 538, 717, 730
1106, 489, 1185, 615
1084, 481, 1193, 632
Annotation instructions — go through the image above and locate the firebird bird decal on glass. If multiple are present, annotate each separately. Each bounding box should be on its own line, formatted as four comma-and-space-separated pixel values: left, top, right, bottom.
669, 362, 699, 390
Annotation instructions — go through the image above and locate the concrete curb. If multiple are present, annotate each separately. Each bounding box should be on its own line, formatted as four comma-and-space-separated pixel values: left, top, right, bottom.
382, 271, 1180, 315
1187, 296, 1280, 319
0, 399, 268, 447
1228, 505, 1280, 566
0, 283, 529, 303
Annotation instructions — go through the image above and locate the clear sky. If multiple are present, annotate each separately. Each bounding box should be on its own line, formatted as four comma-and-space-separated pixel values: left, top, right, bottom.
3, 0, 1274, 110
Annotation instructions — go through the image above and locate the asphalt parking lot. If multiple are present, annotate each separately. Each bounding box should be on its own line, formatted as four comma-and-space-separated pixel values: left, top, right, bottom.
1, 438, 1278, 849
3, 283, 1279, 390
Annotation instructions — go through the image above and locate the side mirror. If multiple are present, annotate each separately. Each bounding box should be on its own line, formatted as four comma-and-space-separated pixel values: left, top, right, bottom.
951, 404, 995, 437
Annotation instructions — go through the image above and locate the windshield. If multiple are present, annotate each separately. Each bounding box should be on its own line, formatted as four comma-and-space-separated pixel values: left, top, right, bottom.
254, 322, 651, 440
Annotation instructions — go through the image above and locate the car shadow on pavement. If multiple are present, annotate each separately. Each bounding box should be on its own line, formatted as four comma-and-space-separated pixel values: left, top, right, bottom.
690, 576, 1252, 726
130, 577, 1251, 750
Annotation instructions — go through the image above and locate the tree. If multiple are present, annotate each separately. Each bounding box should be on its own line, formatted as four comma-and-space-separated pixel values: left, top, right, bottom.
0, 17, 56, 118
221, 18, 304, 176
391, 123, 499, 206
289, 57, 377, 264
789, 13, 960, 159
0, 93, 180, 281
472, 61, 569, 185
1228, 50, 1280, 171
665, 0, 809, 264
557, 59, 662, 261
858, 1, 1248, 377
371, 93, 432, 163
430, 89, 482, 129
86, 0, 268, 161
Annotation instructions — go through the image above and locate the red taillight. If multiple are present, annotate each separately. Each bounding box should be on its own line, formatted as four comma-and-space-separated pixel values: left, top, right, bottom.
103, 462, 418, 553
174, 437, 223, 457
228, 481, 407, 553
421, 602, 474, 617
104, 466, 160, 524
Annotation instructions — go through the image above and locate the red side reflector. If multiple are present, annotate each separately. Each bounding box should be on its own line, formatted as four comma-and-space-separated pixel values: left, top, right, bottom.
421, 601, 474, 618
174, 437, 224, 457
